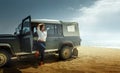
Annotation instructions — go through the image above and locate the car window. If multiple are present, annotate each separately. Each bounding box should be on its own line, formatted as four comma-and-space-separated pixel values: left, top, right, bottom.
67, 25, 75, 32
15, 24, 22, 34
56, 24, 63, 36
22, 22, 30, 34
46, 24, 62, 37
33, 27, 37, 33
46, 24, 54, 36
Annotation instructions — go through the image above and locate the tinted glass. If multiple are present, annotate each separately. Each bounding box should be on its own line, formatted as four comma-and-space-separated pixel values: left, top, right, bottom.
22, 22, 30, 34
46, 23, 62, 37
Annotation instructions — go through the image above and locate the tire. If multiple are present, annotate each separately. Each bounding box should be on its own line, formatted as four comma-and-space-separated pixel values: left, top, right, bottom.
59, 46, 72, 60
72, 48, 78, 57
0, 50, 10, 67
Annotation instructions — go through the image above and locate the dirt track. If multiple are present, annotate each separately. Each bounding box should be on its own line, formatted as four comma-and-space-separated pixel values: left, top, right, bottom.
1, 46, 120, 73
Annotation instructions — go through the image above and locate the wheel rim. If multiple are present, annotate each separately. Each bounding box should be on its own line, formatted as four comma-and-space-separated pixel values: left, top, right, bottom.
0, 53, 7, 66
63, 48, 71, 59
73, 48, 78, 56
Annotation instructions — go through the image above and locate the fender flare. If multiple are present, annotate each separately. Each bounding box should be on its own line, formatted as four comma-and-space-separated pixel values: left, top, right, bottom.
59, 41, 74, 50
0, 43, 14, 55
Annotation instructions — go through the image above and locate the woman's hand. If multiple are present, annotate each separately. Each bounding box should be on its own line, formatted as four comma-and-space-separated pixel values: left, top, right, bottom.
38, 24, 42, 27
37, 24, 43, 29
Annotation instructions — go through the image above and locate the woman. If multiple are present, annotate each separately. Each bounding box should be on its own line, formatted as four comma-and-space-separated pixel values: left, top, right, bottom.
36, 23, 47, 65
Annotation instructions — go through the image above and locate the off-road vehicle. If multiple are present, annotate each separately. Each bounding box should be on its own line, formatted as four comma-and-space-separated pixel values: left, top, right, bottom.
0, 16, 81, 67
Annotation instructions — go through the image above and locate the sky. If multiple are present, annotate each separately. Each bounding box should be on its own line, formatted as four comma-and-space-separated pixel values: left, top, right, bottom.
0, 0, 120, 48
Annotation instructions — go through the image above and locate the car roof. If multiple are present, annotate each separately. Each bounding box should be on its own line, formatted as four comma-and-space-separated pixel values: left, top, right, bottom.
31, 19, 61, 24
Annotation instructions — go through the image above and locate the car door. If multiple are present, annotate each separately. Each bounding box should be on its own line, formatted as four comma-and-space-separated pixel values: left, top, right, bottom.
20, 16, 33, 52
45, 24, 63, 49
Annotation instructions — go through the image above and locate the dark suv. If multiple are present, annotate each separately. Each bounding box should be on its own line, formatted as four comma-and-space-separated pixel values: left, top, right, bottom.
0, 16, 81, 67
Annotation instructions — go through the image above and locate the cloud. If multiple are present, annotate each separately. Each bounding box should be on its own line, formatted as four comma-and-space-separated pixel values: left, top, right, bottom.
74, 0, 120, 48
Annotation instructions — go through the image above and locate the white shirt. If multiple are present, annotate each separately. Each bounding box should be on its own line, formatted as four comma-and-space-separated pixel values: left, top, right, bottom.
37, 28, 47, 42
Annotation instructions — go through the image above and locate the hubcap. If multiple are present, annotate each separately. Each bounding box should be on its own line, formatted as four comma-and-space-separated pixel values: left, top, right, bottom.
63, 48, 70, 58
0, 53, 7, 66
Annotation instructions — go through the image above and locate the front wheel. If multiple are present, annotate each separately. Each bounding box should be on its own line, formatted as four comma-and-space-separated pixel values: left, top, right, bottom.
59, 46, 72, 60
0, 50, 10, 67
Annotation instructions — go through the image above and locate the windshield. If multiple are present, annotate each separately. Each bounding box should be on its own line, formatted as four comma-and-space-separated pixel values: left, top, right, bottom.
15, 24, 22, 35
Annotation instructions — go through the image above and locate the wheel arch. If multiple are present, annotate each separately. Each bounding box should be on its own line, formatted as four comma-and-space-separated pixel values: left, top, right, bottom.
59, 41, 74, 50
0, 43, 15, 56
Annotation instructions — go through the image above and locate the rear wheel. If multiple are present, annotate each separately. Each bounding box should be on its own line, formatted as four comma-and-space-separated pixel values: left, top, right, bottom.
72, 48, 78, 57
59, 46, 72, 60
0, 50, 10, 67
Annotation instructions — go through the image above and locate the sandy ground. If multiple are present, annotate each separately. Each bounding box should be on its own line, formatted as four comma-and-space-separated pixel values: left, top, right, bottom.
1, 46, 120, 73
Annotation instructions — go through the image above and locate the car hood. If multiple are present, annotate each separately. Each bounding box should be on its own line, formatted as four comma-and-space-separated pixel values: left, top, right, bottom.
0, 34, 16, 39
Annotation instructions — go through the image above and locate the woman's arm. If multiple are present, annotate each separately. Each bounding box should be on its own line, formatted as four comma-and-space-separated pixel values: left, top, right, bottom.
37, 24, 44, 41
37, 24, 42, 30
